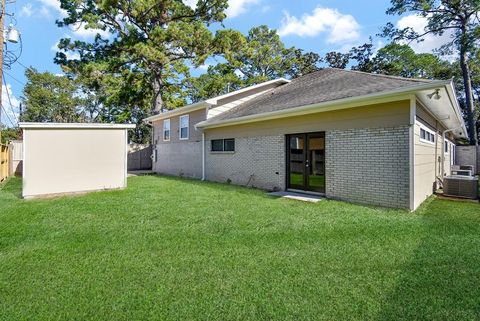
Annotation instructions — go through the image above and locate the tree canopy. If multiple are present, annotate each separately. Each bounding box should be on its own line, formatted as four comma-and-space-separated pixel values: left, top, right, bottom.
21, 69, 84, 123
17, 0, 475, 144
383, 0, 480, 143
55, 0, 240, 113
187, 25, 322, 102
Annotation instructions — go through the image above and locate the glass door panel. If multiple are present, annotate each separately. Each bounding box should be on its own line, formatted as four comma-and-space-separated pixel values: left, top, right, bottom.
307, 133, 325, 193
288, 135, 305, 189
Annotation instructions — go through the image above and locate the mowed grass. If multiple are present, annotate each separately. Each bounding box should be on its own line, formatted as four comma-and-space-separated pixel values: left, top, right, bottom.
0, 175, 479, 321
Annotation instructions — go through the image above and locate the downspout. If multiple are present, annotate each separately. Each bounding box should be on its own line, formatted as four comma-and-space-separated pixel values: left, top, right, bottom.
143, 120, 155, 165
434, 120, 438, 179
441, 128, 461, 180
202, 132, 205, 181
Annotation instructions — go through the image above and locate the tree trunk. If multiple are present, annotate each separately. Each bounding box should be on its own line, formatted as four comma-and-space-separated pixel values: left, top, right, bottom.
152, 77, 163, 115
460, 50, 478, 145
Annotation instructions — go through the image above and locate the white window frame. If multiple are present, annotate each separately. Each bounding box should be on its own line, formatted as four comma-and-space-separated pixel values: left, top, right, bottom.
163, 119, 170, 142
179, 115, 189, 140
419, 125, 435, 145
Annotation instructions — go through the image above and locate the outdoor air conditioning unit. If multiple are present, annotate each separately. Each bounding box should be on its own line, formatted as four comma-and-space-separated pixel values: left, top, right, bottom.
451, 169, 473, 176
452, 165, 474, 172
443, 176, 479, 200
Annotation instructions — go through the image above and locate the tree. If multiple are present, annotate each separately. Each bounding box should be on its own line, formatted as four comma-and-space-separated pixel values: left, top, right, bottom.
324, 51, 350, 69
349, 39, 375, 72
186, 25, 322, 101
0, 128, 21, 144
55, 0, 238, 114
188, 64, 243, 103
21, 68, 84, 123
383, 0, 480, 144
372, 43, 453, 79
224, 25, 321, 82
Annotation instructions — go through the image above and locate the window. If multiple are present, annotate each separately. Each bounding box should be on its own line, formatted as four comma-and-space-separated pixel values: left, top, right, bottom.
444, 141, 449, 153
163, 119, 170, 141
179, 115, 189, 140
211, 138, 235, 152
420, 127, 435, 144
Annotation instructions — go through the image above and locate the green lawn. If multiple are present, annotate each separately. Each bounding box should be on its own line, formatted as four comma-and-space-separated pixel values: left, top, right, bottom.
1, 175, 479, 320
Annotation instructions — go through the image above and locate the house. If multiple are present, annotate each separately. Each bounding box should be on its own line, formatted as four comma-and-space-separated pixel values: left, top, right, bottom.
144, 69, 466, 210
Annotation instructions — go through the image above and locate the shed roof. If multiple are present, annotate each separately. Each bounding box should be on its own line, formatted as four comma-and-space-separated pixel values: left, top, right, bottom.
19, 122, 136, 129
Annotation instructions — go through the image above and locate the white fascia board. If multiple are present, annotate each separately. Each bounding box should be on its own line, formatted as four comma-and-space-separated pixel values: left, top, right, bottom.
205, 78, 290, 105
197, 80, 451, 129
19, 122, 136, 129
143, 101, 209, 123
445, 82, 468, 137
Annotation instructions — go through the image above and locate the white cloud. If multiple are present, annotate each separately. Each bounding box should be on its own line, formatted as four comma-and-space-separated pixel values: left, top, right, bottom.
184, 0, 259, 18
278, 7, 360, 44
51, 41, 81, 60
183, 0, 197, 8
396, 14, 453, 54
19, 3, 34, 17
38, 6, 51, 18
226, 0, 259, 18
1, 83, 20, 127
36, 0, 67, 17
70, 22, 110, 39
197, 64, 211, 71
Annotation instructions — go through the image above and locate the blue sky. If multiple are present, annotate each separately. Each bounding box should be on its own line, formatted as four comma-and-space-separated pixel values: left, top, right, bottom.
1, 0, 447, 127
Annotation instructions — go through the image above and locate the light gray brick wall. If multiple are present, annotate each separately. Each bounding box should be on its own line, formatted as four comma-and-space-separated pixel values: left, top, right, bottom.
205, 135, 285, 191
325, 126, 410, 208
153, 141, 202, 178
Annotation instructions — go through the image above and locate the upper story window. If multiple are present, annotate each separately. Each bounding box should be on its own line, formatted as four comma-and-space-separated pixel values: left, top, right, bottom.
420, 127, 435, 144
179, 115, 189, 140
163, 119, 170, 141
444, 141, 449, 153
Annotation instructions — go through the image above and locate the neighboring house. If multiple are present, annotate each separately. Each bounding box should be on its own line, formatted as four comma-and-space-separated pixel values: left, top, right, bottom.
144, 69, 466, 210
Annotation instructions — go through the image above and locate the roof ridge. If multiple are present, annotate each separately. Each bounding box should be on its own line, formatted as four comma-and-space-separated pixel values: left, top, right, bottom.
329, 68, 434, 83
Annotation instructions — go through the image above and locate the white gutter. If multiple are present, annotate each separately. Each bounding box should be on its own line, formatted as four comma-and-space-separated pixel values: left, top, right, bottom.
445, 81, 468, 138
196, 80, 451, 129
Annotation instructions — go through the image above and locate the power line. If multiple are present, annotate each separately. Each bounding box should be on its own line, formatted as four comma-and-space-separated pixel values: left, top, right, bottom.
3, 69, 24, 86
0, 103, 15, 127
16, 60, 31, 71
2, 72, 18, 126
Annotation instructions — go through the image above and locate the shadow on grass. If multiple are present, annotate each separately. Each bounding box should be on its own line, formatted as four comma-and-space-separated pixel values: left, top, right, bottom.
0, 177, 22, 200
376, 200, 480, 320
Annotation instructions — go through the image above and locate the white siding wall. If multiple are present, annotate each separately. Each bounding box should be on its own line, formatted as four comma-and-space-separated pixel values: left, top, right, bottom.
23, 128, 128, 198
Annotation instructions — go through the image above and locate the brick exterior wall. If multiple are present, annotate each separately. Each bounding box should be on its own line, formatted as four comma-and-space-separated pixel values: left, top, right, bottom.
154, 141, 202, 178
325, 126, 410, 208
205, 135, 285, 191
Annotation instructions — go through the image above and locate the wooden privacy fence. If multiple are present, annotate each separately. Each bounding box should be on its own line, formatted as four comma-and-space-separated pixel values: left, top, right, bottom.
128, 143, 152, 171
456, 145, 480, 175
9, 140, 23, 176
0, 144, 9, 182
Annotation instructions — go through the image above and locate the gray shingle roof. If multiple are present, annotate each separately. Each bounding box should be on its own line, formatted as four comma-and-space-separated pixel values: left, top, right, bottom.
203, 68, 433, 124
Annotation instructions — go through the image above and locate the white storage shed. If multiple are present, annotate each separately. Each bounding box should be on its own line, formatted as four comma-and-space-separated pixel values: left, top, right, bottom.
19, 122, 136, 199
